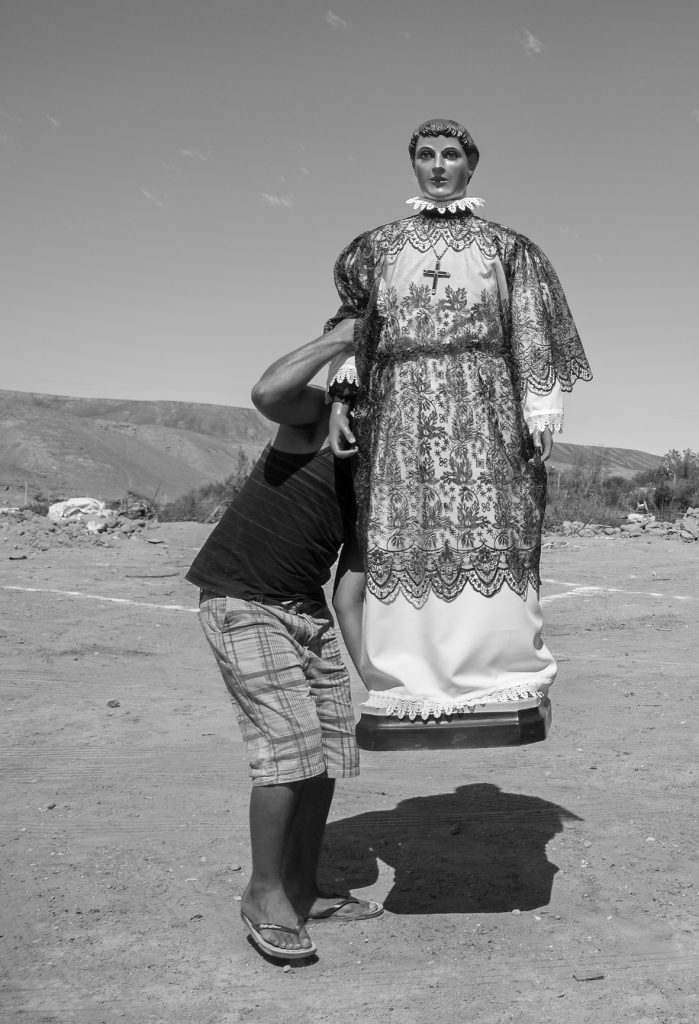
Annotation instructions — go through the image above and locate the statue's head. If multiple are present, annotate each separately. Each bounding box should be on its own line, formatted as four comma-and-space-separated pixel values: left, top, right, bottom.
408, 119, 479, 203
408, 119, 479, 171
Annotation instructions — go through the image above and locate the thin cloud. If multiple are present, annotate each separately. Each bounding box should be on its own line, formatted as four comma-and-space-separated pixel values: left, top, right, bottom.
180, 148, 211, 161
519, 29, 543, 56
0, 108, 23, 124
0, 131, 22, 151
261, 192, 296, 209
140, 187, 164, 208
47, 115, 61, 129
325, 10, 350, 30
692, 110, 699, 124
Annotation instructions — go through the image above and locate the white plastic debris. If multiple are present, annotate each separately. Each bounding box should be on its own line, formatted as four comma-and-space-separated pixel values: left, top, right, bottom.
48, 497, 113, 523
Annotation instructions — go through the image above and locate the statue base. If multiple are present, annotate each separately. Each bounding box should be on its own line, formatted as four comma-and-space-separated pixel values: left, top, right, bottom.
355, 698, 551, 751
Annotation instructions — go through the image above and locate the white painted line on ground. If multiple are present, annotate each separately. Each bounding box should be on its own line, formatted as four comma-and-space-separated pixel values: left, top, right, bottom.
1, 585, 198, 613
2, 580, 693, 612
541, 579, 692, 603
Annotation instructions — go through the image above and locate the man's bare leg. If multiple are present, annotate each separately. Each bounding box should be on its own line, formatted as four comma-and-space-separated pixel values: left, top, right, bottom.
285, 775, 384, 921
241, 781, 314, 954
283, 775, 337, 917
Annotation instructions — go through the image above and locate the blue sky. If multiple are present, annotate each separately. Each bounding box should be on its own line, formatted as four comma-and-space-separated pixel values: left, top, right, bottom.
1, 0, 698, 454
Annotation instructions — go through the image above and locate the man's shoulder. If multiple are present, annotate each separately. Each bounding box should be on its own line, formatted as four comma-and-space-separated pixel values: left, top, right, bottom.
271, 400, 331, 452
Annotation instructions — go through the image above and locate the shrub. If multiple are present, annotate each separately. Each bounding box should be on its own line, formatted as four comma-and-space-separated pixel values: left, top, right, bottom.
158, 448, 254, 522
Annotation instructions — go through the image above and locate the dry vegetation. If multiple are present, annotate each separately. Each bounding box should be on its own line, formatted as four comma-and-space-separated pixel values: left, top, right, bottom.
149, 447, 699, 528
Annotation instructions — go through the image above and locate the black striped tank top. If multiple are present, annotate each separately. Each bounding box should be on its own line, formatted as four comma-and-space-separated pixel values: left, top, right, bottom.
185, 444, 356, 603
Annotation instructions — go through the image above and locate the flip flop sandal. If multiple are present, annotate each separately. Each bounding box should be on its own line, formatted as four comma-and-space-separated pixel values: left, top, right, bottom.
241, 911, 317, 960
306, 896, 384, 922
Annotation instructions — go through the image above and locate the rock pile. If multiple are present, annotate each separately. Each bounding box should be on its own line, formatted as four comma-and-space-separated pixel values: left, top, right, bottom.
1, 506, 159, 555
2, 511, 104, 555
679, 507, 699, 541
551, 508, 699, 542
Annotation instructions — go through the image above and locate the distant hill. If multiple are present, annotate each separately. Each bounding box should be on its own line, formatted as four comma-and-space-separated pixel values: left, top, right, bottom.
0, 389, 662, 505
545, 442, 662, 479
0, 390, 274, 504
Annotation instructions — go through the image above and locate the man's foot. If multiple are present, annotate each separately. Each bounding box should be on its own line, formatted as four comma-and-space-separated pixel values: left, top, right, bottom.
241, 911, 317, 961
304, 894, 384, 922
241, 886, 316, 958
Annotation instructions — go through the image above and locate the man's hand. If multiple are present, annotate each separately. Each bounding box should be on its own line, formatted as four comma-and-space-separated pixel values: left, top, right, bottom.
329, 401, 357, 458
530, 426, 553, 464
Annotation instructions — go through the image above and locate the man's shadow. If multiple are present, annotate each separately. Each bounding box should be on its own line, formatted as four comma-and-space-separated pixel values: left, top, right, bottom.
321, 783, 581, 914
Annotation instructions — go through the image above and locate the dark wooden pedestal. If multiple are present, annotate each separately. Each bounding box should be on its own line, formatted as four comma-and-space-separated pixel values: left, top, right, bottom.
355, 699, 551, 751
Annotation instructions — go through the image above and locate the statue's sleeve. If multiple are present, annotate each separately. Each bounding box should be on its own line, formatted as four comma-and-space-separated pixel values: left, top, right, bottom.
324, 231, 377, 401
522, 381, 564, 435
326, 353, 358, 402
507, 236, 592, 414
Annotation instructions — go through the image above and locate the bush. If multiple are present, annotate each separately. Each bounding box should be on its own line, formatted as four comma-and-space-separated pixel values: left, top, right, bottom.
544, 451, 623, 528
158, 448, 254, 522
544, 492, 624, 529
25, 499, 50, 516
542, 447, 699, 527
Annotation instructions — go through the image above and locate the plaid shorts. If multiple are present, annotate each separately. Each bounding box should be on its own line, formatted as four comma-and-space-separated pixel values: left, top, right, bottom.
198, 592, 359, 786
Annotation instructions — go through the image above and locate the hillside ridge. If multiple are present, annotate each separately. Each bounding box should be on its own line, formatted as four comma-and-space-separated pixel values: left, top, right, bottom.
0, 389, 662, 503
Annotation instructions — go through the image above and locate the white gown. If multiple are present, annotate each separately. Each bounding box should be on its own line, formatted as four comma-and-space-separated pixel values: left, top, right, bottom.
325, 207, 590, 721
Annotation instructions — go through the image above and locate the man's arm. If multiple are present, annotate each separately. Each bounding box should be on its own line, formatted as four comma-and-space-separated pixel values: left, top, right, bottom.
251, 320, 356, 426
332, 537, 365, 679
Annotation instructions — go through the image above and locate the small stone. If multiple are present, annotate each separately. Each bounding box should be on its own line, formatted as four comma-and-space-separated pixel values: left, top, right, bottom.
106, 699, 120, 709
511, 909, 521, 915
47, 802, 56, 810
283, 964, 291, 973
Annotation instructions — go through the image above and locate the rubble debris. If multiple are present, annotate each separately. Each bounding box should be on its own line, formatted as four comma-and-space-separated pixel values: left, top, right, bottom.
0, 502, 162, 551
550, 512, 694, 540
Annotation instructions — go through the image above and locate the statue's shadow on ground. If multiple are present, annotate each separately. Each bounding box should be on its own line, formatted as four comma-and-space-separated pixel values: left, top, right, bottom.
321, 783, 581, 914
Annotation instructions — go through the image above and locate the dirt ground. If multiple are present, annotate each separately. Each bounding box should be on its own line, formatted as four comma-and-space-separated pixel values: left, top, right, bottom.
2, 522, 698, 1024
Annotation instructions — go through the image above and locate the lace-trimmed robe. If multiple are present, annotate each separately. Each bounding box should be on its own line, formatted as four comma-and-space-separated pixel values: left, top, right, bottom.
326, 210, 591, 718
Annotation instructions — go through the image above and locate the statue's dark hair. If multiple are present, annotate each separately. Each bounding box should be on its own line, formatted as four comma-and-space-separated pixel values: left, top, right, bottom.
408, 119, 479, 171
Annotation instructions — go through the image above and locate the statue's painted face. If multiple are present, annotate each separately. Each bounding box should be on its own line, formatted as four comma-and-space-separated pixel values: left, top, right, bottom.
412, 135, 471, 202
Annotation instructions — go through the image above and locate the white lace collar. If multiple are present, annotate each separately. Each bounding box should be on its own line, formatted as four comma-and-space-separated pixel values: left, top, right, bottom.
405, 195, 485, 215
